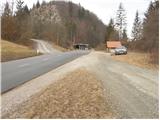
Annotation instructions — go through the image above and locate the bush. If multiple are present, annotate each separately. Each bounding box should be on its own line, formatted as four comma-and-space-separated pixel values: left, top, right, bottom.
149, 48, 159, 64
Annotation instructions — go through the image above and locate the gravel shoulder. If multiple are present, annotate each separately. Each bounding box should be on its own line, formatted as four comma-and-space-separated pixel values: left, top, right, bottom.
86, 52, 159, 118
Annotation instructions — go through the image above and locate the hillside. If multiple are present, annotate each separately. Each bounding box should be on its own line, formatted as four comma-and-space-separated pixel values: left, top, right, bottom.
30, 1, 106, 48
1, 40, 38, 62
1, 1, 106, 49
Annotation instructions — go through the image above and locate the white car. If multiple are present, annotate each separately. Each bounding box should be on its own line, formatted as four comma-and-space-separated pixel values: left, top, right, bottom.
115, 46, 127, 55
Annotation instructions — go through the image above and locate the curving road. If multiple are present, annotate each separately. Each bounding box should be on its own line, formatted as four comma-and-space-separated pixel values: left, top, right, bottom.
31, 39, 61, 54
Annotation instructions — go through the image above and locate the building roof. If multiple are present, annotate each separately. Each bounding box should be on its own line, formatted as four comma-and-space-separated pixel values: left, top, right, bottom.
106, 41, 122, 48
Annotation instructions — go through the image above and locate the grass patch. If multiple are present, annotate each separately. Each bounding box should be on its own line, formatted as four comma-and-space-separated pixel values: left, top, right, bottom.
112, 52, 158, 70
1, 40, 39, 62
4, 69, 113, 119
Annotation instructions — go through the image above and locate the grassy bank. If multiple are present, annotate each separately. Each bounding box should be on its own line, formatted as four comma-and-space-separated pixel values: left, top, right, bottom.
1, 40, 38, 62
112, 52, 158, 70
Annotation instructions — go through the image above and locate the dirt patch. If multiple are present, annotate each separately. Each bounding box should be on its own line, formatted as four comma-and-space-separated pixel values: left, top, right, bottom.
1, 40, 39, 62
3, 68, 113, 119
112, 52, 158, 70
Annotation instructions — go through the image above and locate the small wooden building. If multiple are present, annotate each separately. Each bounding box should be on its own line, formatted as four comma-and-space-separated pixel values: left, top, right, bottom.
106, 41, 122, 52
73, 43, 89, 50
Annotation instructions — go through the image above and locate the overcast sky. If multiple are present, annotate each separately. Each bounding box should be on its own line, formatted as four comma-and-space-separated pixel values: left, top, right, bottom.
1, 0, 152, 37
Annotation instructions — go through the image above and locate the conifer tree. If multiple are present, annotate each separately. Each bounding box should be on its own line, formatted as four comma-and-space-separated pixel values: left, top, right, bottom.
131, 11, 142, 41
116, 3, 127, 40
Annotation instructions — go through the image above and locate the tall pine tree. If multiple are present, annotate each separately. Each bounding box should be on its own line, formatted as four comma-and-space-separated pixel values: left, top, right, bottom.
132, 11, 142, 41
36, 1, 40, 8
105, 18, 119, 42
116, 3, 127, 40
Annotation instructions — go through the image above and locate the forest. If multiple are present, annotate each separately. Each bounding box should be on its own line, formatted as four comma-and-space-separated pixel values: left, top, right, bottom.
1, 0, 159, 64
1, 0, 105, 48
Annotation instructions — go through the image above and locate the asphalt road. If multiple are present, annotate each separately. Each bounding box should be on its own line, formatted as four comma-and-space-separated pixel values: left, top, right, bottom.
2, 50, 90, 93
90, 53, 159, 118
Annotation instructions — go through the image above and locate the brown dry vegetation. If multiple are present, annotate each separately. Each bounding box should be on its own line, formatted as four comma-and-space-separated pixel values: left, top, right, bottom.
129, 1, 159, 64
52, 43, 68, 52
95, 43, 106, 51
112, 52, 158, 70
1, 40, 38, 62
3, 69, 113, 119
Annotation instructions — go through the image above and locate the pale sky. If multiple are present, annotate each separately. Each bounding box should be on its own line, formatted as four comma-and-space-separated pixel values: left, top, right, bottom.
1, 0, 152, 38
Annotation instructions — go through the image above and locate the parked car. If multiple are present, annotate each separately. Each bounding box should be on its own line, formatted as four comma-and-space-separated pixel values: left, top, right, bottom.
115, 46, 127, 55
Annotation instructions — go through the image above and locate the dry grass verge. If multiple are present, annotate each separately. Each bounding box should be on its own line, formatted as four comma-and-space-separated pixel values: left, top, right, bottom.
4, 68, 113, 119
1, 40, 38, 62
52, 43, 68, 52
112, 52, 158, 70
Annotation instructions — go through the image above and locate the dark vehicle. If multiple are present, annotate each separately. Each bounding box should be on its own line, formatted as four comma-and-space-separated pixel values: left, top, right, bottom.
115, 46, 127, 55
